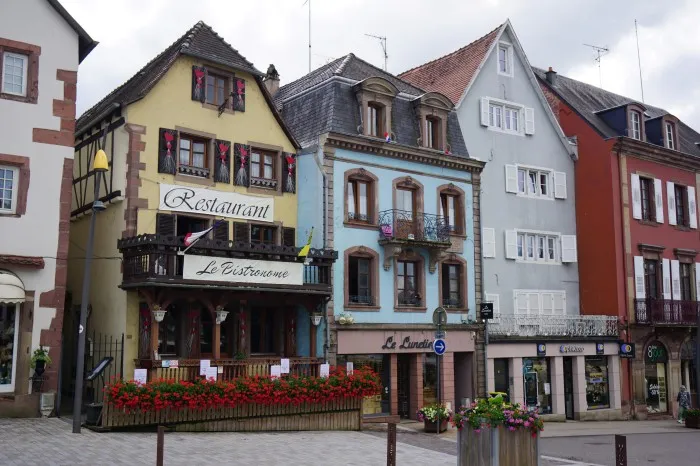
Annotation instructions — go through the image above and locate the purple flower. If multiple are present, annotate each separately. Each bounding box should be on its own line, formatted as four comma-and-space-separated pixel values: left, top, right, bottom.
508, 426, 516, 431
474, 429, 481, 434
524, 421, 530, 427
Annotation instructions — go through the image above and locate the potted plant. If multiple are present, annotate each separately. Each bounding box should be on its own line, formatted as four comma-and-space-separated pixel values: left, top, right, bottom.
30, 346, 52, 377
685, 408, 700, 429
417, 403, 452, 433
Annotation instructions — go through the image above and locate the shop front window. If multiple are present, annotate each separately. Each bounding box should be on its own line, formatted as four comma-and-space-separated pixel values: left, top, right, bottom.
585, 356, 610, 409
681, 339, 697, 398
423, 353, 438, 405
644, 340, 668, 413
522, 357, 552, 414
0, 304, 19, 391
337, 354, 390, 415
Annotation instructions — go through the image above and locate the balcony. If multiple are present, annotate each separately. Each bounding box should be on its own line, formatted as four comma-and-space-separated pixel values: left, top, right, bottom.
634, 299, 699, 325
118, 234, 337, 293
488, 315, 619, 338
349, 295, 376, 306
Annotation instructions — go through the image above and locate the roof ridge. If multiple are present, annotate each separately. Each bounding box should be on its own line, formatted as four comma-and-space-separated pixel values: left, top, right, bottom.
343, 53, 426, 94
398, 22, 504, 77
191, 21, 258, 71
335, 53, 354, 74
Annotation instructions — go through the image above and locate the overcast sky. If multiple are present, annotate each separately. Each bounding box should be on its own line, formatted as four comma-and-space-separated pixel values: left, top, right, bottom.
65, 0, 700, 129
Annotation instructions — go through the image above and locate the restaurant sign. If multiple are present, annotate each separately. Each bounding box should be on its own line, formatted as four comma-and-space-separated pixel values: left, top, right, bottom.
183, 255, 303, 286
159, 183, 274, 222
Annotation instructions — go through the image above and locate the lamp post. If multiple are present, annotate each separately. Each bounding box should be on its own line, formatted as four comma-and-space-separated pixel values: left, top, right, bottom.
72, 149, 109, 434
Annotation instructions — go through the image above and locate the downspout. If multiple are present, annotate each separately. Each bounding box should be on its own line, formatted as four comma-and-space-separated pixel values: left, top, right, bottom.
313, 139, 331, 362
479, 179, 488, 399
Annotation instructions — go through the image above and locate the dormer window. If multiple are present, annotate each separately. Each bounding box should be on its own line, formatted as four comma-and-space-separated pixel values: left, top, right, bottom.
367, 102, 384, 137
630, 110, 642, 140
425, 116, 441, 150
665, 122, 676, 150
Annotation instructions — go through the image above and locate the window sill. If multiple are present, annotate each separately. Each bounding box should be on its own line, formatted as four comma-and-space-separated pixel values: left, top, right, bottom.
202, 102, 234, 115
173, 172, 215, 187
514, 259, 561, 265
250, 177, 279, 190
515, 193, 555, 201
637, 219, 660, 227
673, 225, 692, 232
344, 304, 381, 312
449, 232, 467, 240
394, 306, 427, 313
486, 126, 524, 137
444, 306, 468, 313
343, 220, 378, 231
178, 165, 210, 178
0, 92, 36, 104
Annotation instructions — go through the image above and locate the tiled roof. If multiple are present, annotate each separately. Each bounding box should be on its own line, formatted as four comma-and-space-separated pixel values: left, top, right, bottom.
398, 24, 503, 104
77, 21, 262, 133
533, 67, 700, 158
276, 55, 469, 158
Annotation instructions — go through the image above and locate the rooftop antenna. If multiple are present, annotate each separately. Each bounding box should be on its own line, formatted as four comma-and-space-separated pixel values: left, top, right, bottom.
635, 20, 645, 103
583, 43, 609, 87
303, 0, 311, 72
365, 34, 387, 71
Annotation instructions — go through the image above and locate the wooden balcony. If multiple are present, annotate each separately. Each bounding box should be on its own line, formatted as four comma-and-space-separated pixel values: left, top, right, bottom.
118, 234, 337, 293
634, 298, 699, 325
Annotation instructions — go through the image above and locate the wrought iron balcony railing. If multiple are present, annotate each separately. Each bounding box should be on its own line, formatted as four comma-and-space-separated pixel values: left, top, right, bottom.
443, 297, 463, 308
117, 234, 337, 291
488, 315, 619, 338
397, 291, 422, 307
634, 299, 699, 325
349, 295, 376, 306
378, 209, 450, 245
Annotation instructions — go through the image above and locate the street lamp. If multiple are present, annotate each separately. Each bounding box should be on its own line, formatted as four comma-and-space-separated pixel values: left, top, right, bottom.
310, 311, 323, 327
72, 149, 108, 433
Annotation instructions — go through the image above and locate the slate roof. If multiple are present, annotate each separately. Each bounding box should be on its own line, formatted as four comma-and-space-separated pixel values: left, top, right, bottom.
398, 24, 503, 105
533, 67, 700, 158
274, 54, 469, 158
77, 21, 262, 133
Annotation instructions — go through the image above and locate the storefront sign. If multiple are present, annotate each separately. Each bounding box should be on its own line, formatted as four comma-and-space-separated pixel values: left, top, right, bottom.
596, 343, 605, 355
382, 336, 433, 351
183, 255, 303, 285
645, 342, 668, 363
480, 302, 494, 320
559, 344, 584, 353
337, 330, 476, 354
159, 183, 274, 222
536, 343, 547, 357
619, 342, 635, 359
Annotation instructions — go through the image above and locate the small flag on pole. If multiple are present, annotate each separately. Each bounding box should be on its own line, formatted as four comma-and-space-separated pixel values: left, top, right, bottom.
298, 227, 314, 259
182, 219, 225, 253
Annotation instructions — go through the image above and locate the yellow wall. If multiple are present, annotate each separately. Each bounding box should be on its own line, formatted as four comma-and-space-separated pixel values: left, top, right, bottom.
128, 55, 298, 235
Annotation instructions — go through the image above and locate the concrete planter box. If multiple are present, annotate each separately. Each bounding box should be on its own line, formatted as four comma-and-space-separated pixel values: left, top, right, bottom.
686, 413, 700, 429
457, 425, 540, 466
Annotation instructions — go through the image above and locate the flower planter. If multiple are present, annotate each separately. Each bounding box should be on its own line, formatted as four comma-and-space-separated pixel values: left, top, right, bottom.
458, 425, 539, 466
424, 418, 448, 433
686, 414, 700, 429
34, 360, 45, 377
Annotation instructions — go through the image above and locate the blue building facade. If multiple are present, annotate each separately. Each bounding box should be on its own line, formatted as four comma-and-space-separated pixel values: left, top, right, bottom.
275, 55, 485, 418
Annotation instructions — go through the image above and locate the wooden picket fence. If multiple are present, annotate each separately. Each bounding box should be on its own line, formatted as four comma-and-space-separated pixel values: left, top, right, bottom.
457, 425, 539, 466
100, 398, 363, 432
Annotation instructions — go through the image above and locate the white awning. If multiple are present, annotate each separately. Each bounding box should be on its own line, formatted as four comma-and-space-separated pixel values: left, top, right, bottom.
0, 269, 25, 304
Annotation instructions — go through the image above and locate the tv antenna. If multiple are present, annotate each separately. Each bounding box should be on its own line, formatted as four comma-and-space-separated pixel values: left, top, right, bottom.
583, 43, 609, 87
365, 34, 387, 71
303, 0, 311, 72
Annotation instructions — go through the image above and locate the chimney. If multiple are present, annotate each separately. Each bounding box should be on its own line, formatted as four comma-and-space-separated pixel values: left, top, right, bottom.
263, 64, 280, 97
545, 66, 557, 86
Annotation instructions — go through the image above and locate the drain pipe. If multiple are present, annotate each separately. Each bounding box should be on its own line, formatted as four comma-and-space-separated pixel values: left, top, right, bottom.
313, 140, 332, 363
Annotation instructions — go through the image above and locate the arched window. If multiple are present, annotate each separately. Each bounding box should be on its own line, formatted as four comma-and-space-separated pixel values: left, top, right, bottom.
437, 184, 466, 235
367, 102, 385, 137
345, 168, 379, 226
344, 246, 380, 310
438, 255, 468, 311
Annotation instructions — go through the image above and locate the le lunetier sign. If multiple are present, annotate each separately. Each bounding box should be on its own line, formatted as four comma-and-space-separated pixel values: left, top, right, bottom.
159, 183, 274, 223
183, 255, 303, 286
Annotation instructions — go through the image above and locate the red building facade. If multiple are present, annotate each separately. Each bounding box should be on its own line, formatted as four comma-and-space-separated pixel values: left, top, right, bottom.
537, 67, 699, 419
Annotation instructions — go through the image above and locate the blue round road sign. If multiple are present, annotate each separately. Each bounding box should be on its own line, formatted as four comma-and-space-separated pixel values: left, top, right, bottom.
434, 338, 447, 355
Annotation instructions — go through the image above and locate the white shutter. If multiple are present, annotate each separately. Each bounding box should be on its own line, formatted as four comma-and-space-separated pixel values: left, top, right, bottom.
654, 178, 664, 223
505, 230, 518, 259
554, 172, 567, 199
633, 256, 645, 299
524, 107, 535, 135
527, 293, 540, 315
662, 258, 672, 300
631, 174, 641, 220
561, 235, 577, 263
688, 186, 697, 229
671, 259, 681, 300
505, 165, 518, 193
508, 47, 514, 77
485, 293, 500, 323
480, 98, 490, 126
695, 263, 700, 301
553, 292, 566, 315
515, 292, 527, 314
541, 293, 553, 315
482, 228, 496, 258
667, 181, 677, 225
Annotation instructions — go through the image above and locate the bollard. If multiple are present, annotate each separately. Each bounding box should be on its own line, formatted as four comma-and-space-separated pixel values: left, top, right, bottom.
156, 425, 165, 466
387, 422, 396, 466
615, 434, 627, 466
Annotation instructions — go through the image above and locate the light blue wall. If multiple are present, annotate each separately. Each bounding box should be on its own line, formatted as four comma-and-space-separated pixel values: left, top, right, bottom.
327, 148, 476, 325
296, 149, 325, 248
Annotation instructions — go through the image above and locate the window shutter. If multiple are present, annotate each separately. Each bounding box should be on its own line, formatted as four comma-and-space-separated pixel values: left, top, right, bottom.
156, 213, 175, 237
554, 292, 566, 315
688, 186, 697, 229
213, 139, 232, 183
282, 227, 296, 247
214, 220, 230, 242
485, 293, 500, 323
541, 292, 553, 315
527, 293, 540, 315
480, 97, 490, 126
504, 230, 518, 259
630, 174, 641, 219
482, 227, 496, 258
524, 107, 535, 135
671, 259, 681, 300
561, 235, 577, 263
667, 181, 677, 225
282, 152, 297, 194
553, 172, 567, 199
695, 263, 700, 301
514, 292, 527, 315
633, 256, 645, 299
233, 143, 251, 187
191, 66, 206, 103
654, 178, 664, 223
662, 258, 671, 300
233, 222, 250, 243
505, 165, 518, 193
233, 78, 246, 112
158, 128, 178, 175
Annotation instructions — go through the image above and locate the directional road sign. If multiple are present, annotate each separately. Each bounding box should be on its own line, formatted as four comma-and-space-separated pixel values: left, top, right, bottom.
434, 338, 447, 356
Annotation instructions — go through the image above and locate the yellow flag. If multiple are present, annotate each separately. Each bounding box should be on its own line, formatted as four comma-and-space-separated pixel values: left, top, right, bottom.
298, 227, 314, 257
